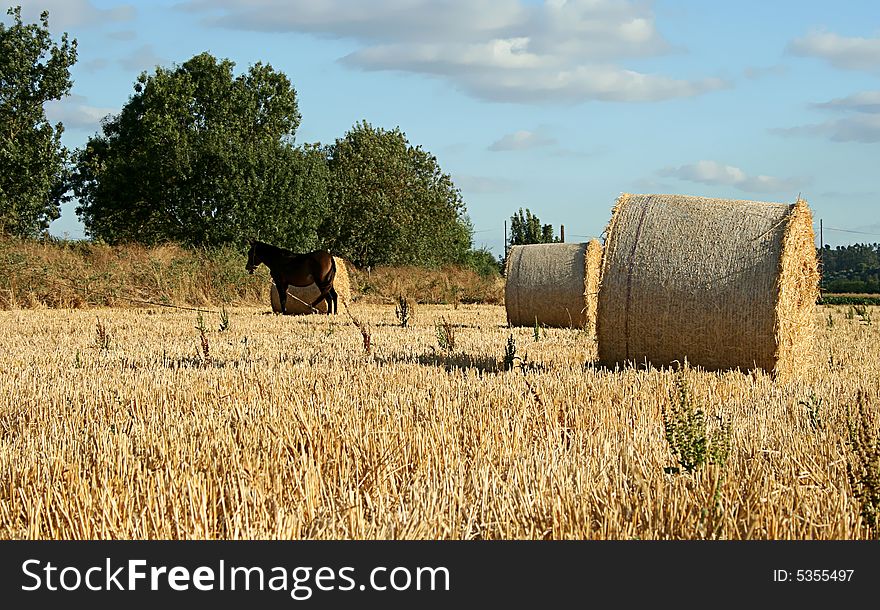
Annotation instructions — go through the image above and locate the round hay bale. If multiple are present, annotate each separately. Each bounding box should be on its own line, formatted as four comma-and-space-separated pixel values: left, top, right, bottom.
270, 256, 352, 314
505, 240, 602, 329
596, 194, 819, 375
584, 239, 602, 334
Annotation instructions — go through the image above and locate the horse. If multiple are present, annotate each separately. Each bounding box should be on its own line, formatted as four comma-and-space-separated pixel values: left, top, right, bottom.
245, 240, 338, 315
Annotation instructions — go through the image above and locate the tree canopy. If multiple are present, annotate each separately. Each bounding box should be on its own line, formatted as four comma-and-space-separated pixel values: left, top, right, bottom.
508, 208, 558, 246
64, 51, 477, 268
322, 121, 472, 268
71, 52, 323, 249
0, 6, 77, 237
820, 243, 880, 293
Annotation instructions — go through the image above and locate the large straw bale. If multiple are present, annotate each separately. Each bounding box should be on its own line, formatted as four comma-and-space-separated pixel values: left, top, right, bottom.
596, 194, 819, 375
270, 256, 352, 314
505, 240, 602, 329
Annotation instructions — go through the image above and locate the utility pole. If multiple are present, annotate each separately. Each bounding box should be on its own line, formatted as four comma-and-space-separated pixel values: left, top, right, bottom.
504, 220, 508, 261
560, 224, 565, 243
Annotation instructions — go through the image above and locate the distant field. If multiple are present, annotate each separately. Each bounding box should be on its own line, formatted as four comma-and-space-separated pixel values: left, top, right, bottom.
0, 303, 878, 539
818, 294, 880, 305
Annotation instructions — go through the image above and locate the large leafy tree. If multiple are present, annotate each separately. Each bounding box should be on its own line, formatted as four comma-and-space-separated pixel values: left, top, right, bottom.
72, 52, 324, 249
0, 6, 77, 236
323, 121, 472, 267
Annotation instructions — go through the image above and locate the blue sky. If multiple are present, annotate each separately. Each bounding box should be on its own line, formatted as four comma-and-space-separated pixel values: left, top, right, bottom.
8, 0, 880, 255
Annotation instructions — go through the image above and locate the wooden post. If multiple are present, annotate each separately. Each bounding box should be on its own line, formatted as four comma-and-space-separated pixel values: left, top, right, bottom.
504, 220, 508, 260
560, 224, 565, 243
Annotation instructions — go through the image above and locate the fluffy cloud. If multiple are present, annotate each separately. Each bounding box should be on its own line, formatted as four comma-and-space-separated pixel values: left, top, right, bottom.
119, 45, 167, 72
453, 174, 518, 193
787, 31, 880, 73
178, 0, 726, 104
773, 90, 880, 143
658, 160, 804, 194
771, 114, 880, 144
17, 0, 134, 29
44, 94, 115, 130
488, 129, 557, 151
812, 91, 880, 114
742, 65, 787, 80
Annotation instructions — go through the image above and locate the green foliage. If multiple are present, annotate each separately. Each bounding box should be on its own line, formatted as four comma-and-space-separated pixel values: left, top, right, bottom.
508, 208, 558, 247
94, 317, 110, 352
819, 295, 880, 306
435, 317, 456, 352
394, 295, 412, 328
218, 305, 230, 332
465, 246, 502, 277
799, 393, 824, 431
0, 7, 77, 236
195, 312, 210, 363
323, 121, 472, 267
71, 52, 325, 250
846, 392, 880, 538
663, 371, 731, 474
855, 304, 872, 324
503, 334, 518, 370
820, 243, 880, 293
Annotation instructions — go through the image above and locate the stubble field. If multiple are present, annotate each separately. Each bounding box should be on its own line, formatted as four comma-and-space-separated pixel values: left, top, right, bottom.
0, 302, 877, 539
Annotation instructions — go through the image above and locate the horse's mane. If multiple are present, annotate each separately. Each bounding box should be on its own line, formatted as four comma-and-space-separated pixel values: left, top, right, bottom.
254, 240, 293, 256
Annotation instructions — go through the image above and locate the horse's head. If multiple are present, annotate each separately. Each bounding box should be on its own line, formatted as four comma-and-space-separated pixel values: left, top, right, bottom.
245, 240, 260, 274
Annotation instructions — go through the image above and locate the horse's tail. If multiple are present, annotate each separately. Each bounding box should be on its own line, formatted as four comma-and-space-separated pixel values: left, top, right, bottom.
328, 253, 337, 284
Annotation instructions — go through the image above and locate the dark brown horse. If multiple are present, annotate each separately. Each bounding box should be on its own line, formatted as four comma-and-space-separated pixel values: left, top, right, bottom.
246, 240, 338, 315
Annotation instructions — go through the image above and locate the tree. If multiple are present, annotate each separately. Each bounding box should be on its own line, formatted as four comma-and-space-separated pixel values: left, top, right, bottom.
508, 208, 557, 247
72, 52, 322, 249
819, 243, 880, 293
322, 121, 472, 267
466, 246, 502, 277
0, 6, 77, 236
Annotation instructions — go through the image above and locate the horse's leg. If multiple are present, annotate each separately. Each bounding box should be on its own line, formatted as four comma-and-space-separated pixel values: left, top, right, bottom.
330, 288, 338, 314
276, 281, 288, 315
310, 283, 332, 314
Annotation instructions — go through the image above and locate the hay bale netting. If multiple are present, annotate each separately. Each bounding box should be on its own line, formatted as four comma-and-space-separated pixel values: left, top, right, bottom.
270, 256, 352, 314
596, 194, 819, 376
505, 240, 602, 329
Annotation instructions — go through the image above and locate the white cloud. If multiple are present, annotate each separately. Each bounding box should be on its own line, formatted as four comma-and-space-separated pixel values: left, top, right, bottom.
630, 177, 677, 193
787, 30, 880, 73
813, 91, 880, 114
119, 45, 167, 72
82, 58, 111, 73
180, 0, 526, 42
658, 160, 804, 194
773, 90, 880, 143
819, 190, 877, 200
454, 174, 518, 193
107, 30, 137, 41
179, 0, 725, 104
771, 114, 880, 144
489, 129, 557, 151
16, 0, 135, 29
344, 50, 726, 103
45, 94, 115, 130
742, 65, 788, 80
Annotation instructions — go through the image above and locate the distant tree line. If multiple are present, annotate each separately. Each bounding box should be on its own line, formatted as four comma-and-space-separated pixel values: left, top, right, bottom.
508, 208, 560, 247
1, 6, 498, 275
820, 243, 880, 293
